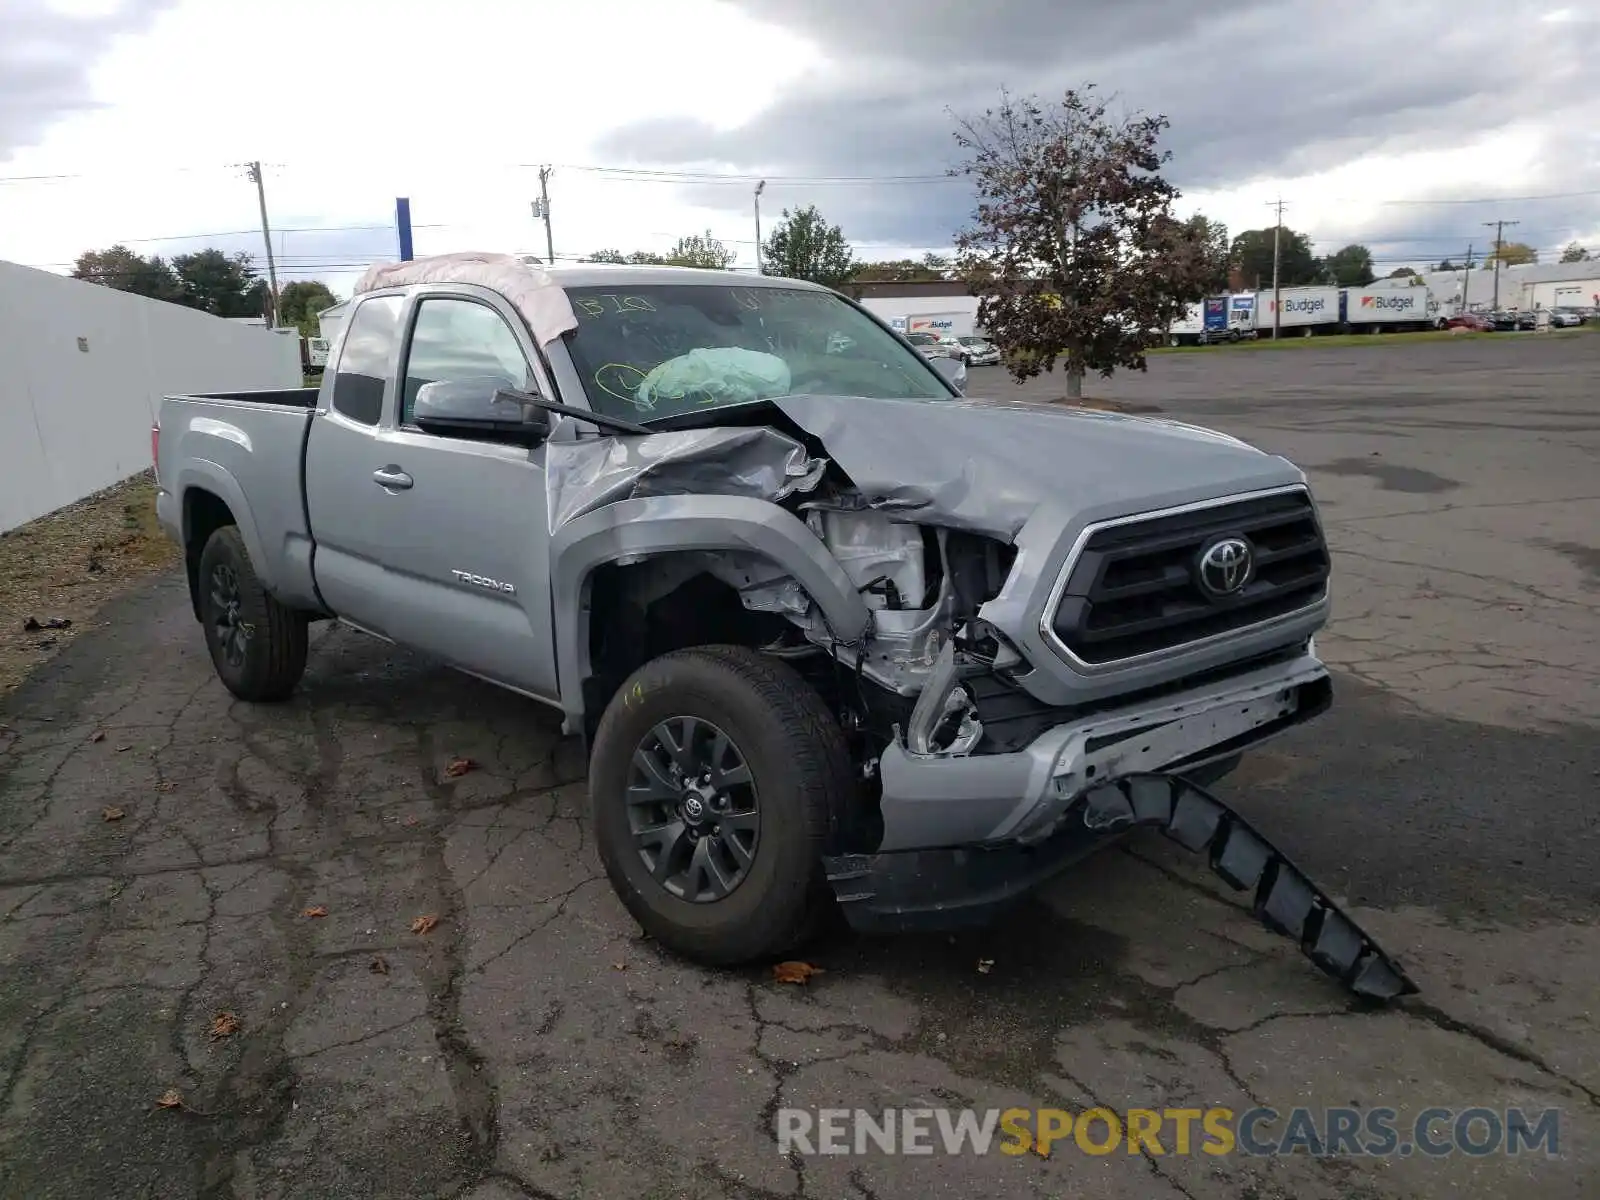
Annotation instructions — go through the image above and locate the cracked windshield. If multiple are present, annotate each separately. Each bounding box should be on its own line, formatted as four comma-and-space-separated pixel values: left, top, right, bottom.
561, 284, 952, 420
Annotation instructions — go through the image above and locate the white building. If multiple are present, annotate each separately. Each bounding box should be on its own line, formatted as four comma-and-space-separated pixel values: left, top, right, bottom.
0, 260, 302, 533
1376, 260, 1600, 312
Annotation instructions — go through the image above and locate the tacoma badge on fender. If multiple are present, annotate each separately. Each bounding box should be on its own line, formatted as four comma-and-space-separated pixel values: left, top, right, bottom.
451, 570, 516, 594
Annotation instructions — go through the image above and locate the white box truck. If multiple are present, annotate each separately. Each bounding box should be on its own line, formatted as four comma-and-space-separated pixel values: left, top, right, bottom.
1342, 286, 1441, 332
905, 311, 974, 338
1258, 286, 1341, 336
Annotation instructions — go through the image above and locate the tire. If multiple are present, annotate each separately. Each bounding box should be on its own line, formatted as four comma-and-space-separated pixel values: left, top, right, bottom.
197, 525, 309, 702
589, 645, 854, 966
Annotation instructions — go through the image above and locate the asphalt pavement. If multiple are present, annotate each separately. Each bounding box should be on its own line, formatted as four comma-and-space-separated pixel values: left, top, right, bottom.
2, 333, 1597, 1199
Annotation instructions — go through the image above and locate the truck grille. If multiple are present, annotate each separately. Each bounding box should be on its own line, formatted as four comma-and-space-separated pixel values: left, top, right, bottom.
1047, 489, 1329, 666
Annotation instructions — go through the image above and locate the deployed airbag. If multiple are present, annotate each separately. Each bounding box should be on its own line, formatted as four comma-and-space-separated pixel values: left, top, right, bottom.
635, 348, 792, 415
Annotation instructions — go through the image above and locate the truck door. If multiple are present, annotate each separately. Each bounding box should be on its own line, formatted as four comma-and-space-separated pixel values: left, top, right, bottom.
304, 289, 560, 701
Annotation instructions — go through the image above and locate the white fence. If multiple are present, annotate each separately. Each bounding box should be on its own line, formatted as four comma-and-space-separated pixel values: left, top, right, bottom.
0, 260, 302, 533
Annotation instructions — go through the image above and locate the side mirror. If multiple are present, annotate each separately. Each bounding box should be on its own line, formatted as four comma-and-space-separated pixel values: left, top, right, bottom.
413, 376, 550, 444
931, 354, 967, 395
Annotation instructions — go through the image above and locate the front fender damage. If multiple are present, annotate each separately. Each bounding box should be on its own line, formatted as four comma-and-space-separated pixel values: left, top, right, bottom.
826, 771, 1418, 1004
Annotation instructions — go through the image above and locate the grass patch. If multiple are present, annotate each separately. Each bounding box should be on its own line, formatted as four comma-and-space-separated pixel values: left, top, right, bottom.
0, 472, 178, 695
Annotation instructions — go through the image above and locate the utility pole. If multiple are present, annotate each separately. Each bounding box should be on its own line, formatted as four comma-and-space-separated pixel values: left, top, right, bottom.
1458, 242, 1474, 313
1483, 219, 1519, 312
753, 180, 766, 274
536, 165, 555, 265
244, 161, 280, 326
1268, 196, 1287, 340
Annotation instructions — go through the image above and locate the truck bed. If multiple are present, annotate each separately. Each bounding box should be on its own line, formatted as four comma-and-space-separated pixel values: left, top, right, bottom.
156, 390, 321, 612
172, 387, 320, 408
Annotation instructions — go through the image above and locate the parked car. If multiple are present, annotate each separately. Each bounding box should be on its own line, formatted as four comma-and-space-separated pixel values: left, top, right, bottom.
954, 335, 1002, 366
1445, 311, 1494, 333
150, 255, 1412, 998
1489, 309, 1535, 331
1548, 307, 1584, 328
903, 330, 951, 359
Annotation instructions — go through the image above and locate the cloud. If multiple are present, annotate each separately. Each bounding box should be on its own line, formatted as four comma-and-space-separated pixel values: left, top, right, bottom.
597, 0, 1600, 257
0, 0, 176, 161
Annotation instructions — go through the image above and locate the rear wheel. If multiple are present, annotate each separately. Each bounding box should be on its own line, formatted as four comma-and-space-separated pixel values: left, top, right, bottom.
197, 526, 308, 702
589, 645, 853, 965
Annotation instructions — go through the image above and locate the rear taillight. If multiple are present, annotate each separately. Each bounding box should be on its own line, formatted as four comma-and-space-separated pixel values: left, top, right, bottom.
151, 424, 160, 480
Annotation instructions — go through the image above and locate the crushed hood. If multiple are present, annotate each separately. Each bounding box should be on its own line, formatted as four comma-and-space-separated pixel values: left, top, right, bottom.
770, 394, 1307, 540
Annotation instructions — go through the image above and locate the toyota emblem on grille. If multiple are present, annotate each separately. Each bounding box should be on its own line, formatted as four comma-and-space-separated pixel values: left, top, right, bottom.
1197, 536, 1254, 597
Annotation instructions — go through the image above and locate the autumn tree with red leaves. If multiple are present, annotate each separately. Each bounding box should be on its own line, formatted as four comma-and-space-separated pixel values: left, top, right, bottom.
950, 86, 1209, 397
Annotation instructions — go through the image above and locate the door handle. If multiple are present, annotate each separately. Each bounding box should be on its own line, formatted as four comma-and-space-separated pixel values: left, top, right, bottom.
372, 467, 413, 490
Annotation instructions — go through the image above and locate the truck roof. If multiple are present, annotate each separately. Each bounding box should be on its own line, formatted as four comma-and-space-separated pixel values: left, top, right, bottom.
538, 262, 830, 291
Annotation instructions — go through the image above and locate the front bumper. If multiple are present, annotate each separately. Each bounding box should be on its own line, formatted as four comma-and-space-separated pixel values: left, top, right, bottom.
824, 771, 1417, 1003
869, 646, 1330, 854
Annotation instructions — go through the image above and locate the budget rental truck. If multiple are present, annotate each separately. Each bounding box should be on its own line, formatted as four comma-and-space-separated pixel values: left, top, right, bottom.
151, 252, 1414, 1000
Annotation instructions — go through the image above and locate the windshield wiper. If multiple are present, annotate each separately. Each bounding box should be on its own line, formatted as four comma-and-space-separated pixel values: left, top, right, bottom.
504, 389, 653, 436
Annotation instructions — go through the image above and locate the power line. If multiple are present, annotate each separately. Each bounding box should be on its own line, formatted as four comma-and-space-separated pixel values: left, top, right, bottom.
3, 157, 1597, 206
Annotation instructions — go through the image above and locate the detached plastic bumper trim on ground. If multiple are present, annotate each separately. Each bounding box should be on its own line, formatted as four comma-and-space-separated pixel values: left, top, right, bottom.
825, 771, 1419, 1004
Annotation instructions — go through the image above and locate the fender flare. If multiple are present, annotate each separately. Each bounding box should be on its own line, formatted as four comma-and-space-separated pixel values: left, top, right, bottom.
176, 460, 272, 590
548, 495, 873, 727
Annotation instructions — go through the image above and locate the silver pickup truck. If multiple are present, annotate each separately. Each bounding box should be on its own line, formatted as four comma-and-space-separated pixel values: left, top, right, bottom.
153, 255, 1413, 998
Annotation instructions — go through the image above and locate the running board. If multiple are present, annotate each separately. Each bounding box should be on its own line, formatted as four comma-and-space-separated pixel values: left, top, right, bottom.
1084, 773, 1419, 1002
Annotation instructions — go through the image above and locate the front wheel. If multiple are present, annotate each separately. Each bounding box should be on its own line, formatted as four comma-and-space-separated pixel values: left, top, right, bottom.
197, 526, 308, 702
589, 645, 854, 965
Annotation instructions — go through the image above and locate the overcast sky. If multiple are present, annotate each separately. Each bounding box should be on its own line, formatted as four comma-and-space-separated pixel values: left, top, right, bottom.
2, 0, 1597, 298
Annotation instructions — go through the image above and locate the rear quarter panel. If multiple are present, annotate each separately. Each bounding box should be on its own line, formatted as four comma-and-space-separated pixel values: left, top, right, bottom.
157, 395, 319, 607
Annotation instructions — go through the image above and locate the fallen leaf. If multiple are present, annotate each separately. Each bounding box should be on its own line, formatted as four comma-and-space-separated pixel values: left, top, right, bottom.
154, 1089, 184, 1109
1507, 604, 1524, 612
443, 757, 477, 779
208, 1011, 241, 1041
369, 956, 391, 975
115, 744, 132, 753
90, 731, 106, 743
612, 962, 628, 972
101, 806, 125, 822
401, 814, 420, 828
772, 961, 824, 985
302, 905, 328, 919
977, 959, 995, 975
157, 782, 175, 793
1030, 1140, 1051, 1159
411, 914, 439, 935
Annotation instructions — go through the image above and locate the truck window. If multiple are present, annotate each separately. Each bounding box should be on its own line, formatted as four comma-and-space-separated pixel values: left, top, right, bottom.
330, 295, 402, 425
401, 298, 533, 426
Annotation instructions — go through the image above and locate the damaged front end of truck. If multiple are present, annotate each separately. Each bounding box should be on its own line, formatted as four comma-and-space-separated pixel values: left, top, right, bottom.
548, 394, 1417, 1002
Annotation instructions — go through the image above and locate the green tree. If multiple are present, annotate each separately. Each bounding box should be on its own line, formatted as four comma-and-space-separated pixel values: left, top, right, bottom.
1436, 258, 1471, 271
664, 230, 735, 270
71, 245, 183, 303
761, 204, 856, 288
1231, 227, 1320, 289
1387, 266, 1417, 279
276, 280, 339, 337
1321, 243, 1375, 288
172, 249, 267, 317
1559, 241, 1592, 263
584, 249, 629, 264
950, 85, 1206, 398
1485, 241, 1537, 267
854, 256, 949, 282
1181, 214, 1231, 294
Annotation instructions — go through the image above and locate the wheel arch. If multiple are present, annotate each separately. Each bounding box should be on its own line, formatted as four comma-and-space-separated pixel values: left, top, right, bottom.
177, 467, 269, 621
548, 495, 873, 736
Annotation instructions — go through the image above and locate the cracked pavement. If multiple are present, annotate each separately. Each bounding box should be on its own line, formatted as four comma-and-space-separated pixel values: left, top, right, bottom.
2, 334, 1597, 1198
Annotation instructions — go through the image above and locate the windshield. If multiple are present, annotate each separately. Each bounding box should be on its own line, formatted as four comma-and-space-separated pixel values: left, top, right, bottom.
560, 283, 955, 421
